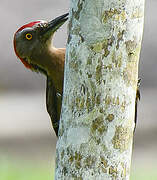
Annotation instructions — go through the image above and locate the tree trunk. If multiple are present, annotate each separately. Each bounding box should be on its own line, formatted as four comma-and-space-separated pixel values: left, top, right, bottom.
55, 0, 145, 179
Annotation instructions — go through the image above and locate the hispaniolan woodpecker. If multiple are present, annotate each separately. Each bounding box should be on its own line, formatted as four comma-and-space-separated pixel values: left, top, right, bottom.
13, 13, 139, 136
13, 13, 68, 136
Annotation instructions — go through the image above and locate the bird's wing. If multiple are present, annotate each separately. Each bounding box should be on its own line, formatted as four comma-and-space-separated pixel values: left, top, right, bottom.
46, 76, 62, 136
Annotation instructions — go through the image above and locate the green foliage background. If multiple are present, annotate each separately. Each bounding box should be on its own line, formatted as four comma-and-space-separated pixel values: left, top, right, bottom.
0, 159, 156, 180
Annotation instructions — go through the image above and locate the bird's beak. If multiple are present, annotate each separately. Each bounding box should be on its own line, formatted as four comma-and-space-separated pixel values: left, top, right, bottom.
42, 13, 69, 39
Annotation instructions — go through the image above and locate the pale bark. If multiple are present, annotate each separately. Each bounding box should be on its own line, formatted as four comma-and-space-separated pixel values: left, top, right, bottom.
55, 0, 145, 179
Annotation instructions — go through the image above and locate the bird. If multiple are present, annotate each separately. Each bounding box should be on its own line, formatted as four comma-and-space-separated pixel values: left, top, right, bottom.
13, 13, 68, 137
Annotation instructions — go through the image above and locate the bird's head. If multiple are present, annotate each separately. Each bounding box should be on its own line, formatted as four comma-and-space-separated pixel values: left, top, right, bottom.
13, 13, 68, 74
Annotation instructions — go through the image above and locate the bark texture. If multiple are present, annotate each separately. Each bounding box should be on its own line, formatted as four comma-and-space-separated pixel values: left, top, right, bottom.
55, 0, 145, 179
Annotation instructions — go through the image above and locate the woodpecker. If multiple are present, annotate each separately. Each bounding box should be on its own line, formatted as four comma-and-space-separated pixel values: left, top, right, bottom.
13, 13, 68, 136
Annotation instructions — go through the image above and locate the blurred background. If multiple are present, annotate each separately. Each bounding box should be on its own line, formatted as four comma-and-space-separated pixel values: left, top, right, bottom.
0, 0, 157, 179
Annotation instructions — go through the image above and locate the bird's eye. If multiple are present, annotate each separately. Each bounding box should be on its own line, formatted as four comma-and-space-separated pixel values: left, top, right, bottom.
25, 33, 32, 40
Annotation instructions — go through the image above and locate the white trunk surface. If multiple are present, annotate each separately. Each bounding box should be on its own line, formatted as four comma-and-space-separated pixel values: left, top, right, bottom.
55, 0, 145, 179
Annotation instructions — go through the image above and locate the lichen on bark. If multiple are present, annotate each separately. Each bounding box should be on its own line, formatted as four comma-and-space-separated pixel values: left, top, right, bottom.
55, 0, 145, 179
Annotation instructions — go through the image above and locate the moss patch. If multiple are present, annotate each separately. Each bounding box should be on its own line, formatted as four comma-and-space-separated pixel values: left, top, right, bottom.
112, 126, 132, 152
109, 166, 118, 178
106, 114, 114, 122
102, 9, 121, 23
91, 116, 107, 135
